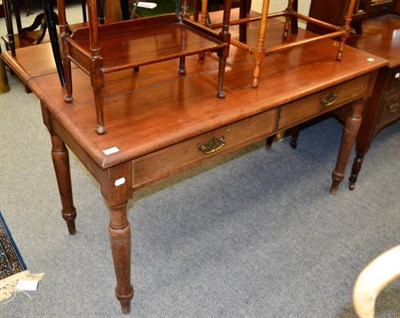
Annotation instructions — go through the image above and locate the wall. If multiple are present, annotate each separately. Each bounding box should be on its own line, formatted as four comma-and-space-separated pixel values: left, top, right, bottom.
251, 0, 311, 15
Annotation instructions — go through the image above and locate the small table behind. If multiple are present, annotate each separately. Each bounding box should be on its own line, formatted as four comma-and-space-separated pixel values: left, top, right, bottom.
347, 14, 400, 189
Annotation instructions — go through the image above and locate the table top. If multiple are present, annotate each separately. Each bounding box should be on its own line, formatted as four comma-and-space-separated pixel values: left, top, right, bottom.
347, 14, 400, 68
2, 19, 387, 169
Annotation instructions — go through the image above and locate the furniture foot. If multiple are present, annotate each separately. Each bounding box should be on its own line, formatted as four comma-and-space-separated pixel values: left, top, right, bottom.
349, 154, 364, 190
283, 16, 290, 39
92, 74, 106, 135
178, 57, 186, 74
96, 124, 107, 135
330, 98, 364, 194
289, 127, 300, 149
108, 202, 134, 314
64, 95, 73, 102
265, 136, 273, 149
119, 299, 131, 314
252, 59, 262, 88
50, 133, 77, 234
330, 172, 343, 195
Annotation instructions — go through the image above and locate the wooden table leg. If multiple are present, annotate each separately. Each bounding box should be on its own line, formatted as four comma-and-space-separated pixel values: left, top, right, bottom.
41, 103, 76, 234
330, 98, 365, 194
348, 69, 388, 191
108, 202, 134, 314
47, 124, 77, 234
100, 163, 133, 313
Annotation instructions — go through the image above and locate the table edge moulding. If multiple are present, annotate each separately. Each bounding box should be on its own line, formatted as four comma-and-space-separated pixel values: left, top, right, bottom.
1, 17, 388, 315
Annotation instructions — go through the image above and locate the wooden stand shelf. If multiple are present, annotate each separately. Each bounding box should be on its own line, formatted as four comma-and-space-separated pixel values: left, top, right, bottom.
57, 0, 232, 135
69, 15, 228, 73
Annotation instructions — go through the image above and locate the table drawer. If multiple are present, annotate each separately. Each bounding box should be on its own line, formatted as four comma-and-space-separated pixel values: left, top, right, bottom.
278, 75, 369, 129
132, 109, 278, 189
378, 93, 400, 129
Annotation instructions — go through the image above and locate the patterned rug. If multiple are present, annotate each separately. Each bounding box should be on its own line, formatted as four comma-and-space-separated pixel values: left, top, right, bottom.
0, 211, 27, 280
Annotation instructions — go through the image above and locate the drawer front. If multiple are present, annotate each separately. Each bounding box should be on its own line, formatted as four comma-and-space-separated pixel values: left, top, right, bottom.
278, 75, 369, 129
389, 68, 400, 92
378, 93, 400, 129
132, 110, 278, 189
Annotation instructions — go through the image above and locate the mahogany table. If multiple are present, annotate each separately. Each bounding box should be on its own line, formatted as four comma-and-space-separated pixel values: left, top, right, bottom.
1, 20, 386, 314
346, 14, 400, 189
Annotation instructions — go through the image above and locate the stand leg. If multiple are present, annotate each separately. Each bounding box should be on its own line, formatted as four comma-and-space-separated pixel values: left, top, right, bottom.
92, 73, 106, 134
50, 132, 77, 234
109, 202, 134, 314
252, 0, 270, 88
337, 0, 356, 60
217, 52, 226, 98
3, 0, 16, 56
57, 0, 73, 100
178, 57, 186, 74
43, 0, 65, 87
290, 0, 298, 34
330, 98, 365, 194
238, 0, 250, 43
216, 0, 231, 97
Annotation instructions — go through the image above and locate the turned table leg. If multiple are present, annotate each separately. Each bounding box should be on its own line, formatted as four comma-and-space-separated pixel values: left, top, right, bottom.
100, 162, 134, 313
50, 133, 77, 234
108, 202, 134, 314
330, 98, 365, 194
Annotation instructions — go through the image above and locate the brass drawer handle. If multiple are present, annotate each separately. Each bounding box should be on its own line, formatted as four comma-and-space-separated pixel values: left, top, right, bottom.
199, 136, 225, 155
388, 102, 399, 113
320, 92, 338, 107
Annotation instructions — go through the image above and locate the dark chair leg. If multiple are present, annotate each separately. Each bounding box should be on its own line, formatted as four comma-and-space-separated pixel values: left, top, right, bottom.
239, 0, 251, 43
43, 0, 65, 86
98, 0, 106, 24
3, 0, 16, 56
120, 0, 130, 20
81, 0, 87, 22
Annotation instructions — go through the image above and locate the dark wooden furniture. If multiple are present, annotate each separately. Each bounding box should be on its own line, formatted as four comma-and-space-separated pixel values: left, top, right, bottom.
307, 0, 400, 34
1, 0, 88, 51
346, 14, 400, 189
2, 0, 68, 86
57, 0, 232, 135
1, 20, 386, 314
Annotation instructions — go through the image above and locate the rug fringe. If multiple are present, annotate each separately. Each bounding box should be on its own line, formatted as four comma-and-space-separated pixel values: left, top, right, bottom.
0, 270, 44, 301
